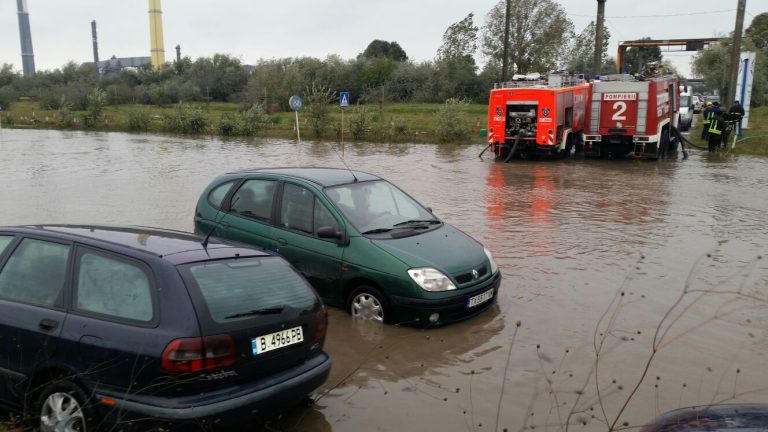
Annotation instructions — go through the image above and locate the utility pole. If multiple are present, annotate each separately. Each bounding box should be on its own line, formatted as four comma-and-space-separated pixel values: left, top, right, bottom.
91, 20, 100, 77
501, 0, 512, 82
726, 0, 747, 105
593, 0, 606, 78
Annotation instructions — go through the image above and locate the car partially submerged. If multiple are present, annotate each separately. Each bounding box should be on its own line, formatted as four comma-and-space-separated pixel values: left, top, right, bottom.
0, 225, 330, 430
641, 404, 768, 431
195, 167, 501, 327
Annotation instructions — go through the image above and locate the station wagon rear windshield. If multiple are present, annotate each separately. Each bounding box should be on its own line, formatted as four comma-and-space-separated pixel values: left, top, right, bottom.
180, 257, 316, 323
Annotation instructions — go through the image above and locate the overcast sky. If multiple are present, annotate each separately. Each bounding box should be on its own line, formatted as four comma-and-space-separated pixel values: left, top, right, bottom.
0, 1, 763, 78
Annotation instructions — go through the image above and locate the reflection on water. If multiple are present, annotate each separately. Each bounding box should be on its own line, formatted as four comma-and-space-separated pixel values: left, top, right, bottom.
1, 129, 768, 431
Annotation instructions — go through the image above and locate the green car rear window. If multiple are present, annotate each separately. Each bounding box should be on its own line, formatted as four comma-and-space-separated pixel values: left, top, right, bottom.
208, 181, 235, 209
0, 236, 14, 255
183, 257, 316, 323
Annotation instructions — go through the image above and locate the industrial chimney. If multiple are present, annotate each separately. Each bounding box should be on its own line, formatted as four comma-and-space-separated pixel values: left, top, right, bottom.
148, 0, 166, 70
92, 20, 100, 76
16, 0, 35, 76
176, 45, 181, 63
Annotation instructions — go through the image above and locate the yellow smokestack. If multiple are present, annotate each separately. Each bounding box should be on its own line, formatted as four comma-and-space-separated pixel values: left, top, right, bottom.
148, 0, 165, 69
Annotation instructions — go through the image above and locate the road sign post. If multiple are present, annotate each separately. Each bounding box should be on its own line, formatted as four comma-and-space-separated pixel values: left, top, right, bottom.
289, 95, 302, 144
339, 92, 350, 156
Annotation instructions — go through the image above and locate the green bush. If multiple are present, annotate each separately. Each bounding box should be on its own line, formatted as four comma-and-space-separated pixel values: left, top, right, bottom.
83, 88, 106, 128
163, 103, 209, 134
127, 109, 151, 131
435, 98, 470, 143
1, 113, 14, 125
0, 86, 16, 111
217, 113, 242, 136
240, 103, 269, 135
305, 84, 335, 138
348, 104, 373, 140
58, 109, 76, 128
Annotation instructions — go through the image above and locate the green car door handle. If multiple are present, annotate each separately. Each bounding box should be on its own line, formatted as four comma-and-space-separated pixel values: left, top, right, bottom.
277, 238, 288, 246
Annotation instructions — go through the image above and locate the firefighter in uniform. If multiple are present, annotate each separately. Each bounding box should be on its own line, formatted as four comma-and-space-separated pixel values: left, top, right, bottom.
700, 101, 714, 140
707, 109, 725, 152
728, 99, 745, 138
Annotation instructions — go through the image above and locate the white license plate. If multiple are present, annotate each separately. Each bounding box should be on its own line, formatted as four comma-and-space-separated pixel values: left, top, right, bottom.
252, 326, 304, 355
467, 289, 494, 308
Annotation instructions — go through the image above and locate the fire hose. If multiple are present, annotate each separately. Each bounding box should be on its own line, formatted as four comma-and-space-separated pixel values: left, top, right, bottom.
478, 134, 521, 162
478, 143, 491, 159
669, 126, 691, 159
504, 135, 521, 163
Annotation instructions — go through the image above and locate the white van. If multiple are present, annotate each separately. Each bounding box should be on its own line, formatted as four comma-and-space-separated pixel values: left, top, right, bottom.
678, 87, 694, 131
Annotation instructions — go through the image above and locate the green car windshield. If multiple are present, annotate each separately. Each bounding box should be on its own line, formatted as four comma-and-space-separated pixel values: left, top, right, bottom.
325, 180, 437, 234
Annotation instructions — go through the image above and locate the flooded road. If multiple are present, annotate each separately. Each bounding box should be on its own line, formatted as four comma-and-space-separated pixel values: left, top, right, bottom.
1, 129, 767, 431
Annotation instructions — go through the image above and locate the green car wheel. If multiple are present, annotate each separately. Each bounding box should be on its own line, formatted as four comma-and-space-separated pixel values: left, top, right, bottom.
349, 286, 389, 323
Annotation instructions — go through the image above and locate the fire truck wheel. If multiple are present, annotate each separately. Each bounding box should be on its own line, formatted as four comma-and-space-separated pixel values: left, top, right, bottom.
659, 129, 670, 159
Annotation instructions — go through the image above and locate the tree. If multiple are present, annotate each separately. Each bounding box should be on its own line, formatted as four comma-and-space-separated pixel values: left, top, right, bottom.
384, 61, 434, 103
564, 21, 611, 78
435, 98, 470, 142
480, 0, 573, 75
360, 40, 408, 62
188, 54, 248, 101
746, 12, 768, 52
621, 37, 662, 75
434, 58, 483, 102
304, 83, 335, 138
358, 58, 397, 93
0, 63, 18, 87
433, 13, 483, 101
602, 57, 617, 75
693, 37, 767, 107
437, 13, 478, 63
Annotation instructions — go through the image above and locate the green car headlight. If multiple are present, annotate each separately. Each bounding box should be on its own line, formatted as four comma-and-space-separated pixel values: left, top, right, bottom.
408, 268, 456, 292
484, 247, 499, 275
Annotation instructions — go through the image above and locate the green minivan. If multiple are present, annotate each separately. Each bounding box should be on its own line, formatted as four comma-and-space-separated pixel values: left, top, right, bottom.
194, 168, 501, 326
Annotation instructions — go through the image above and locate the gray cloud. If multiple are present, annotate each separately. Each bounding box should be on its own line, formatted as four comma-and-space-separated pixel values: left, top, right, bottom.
0, 1, 761, 77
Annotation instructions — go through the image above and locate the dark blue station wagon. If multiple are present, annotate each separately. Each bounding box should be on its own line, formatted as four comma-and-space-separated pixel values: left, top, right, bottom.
0, 225, 330, 430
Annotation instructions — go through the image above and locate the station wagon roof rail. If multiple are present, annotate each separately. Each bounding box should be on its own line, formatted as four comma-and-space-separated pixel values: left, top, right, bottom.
1, 225, 265, 263
225, 167, 381, 187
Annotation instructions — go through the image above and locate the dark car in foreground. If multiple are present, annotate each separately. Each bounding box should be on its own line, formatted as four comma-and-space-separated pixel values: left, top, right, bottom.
0, 225, 330, 431
642, 404, 768, 431
194, 167, 501, 327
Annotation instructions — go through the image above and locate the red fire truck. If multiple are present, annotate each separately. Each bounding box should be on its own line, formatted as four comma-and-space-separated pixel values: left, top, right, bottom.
584, 74, 681, 159
486, 73, 590, 160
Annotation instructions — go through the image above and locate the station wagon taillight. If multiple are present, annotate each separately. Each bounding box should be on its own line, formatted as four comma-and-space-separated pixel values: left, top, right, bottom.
161, 334, 234, 373
313, 307, 328, 341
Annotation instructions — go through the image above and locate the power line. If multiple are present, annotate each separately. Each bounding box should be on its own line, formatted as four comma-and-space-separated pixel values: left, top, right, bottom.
570, 9, 735, 19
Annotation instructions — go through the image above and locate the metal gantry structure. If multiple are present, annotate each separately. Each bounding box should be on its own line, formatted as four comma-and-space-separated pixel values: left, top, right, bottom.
616, 38, 722, 73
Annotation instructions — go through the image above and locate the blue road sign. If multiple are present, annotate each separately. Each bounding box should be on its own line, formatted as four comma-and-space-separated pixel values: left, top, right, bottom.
289, 95, 302, 111
339, 92, 350, 109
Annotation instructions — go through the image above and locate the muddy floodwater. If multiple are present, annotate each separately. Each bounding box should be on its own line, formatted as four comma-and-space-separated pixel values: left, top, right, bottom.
1, 129, 768, 431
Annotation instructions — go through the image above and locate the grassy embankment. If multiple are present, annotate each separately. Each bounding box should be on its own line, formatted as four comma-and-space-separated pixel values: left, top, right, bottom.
732, 106, 768, 155
692, 105, 768, 155
0, 101, 488, 144
4, 101, 766, 153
